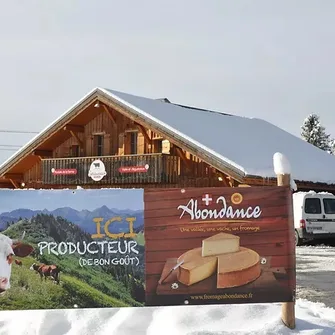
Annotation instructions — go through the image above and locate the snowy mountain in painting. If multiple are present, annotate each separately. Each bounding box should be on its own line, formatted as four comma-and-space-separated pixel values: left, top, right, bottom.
0, 206, 144, 234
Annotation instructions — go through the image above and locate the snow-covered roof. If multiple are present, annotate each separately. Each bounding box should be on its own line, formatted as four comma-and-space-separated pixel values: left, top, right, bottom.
102, 88, 335, 184
1, 87, 335, 185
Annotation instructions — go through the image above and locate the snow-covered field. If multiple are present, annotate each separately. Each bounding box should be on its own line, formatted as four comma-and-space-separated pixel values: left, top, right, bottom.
0, 244, 335, 334
0, 298, 334, 334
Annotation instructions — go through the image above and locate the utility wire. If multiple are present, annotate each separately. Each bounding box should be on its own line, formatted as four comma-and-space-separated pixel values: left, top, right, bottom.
0, 129, 39, 134
0, 148, 20, 151
0, 144, 24, 151
0, 144, 23, 147
0, 129, 37, 151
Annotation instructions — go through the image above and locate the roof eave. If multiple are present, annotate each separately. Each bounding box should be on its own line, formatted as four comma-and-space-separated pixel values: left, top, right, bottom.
245, 174, 335, 189
0, 87, 102, 176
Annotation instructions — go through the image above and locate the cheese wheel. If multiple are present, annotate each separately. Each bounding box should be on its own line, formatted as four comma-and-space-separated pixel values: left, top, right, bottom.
217, 247, 261, 288
177, 247, 217, 286
202, 232, 240, 257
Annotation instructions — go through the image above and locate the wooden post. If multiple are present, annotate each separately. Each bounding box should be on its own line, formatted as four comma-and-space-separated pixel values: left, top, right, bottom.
276, 173, 296, 329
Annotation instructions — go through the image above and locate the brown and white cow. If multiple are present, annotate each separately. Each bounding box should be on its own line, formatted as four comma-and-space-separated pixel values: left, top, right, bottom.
30, 263, 61, 284
0, 232, 34, 295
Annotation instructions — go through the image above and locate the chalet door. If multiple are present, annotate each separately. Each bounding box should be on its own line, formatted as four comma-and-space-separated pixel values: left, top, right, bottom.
70, 145, 80, 157
93, 135, 104, 156
130, 132, 138, 155
86, 137, 92, 156
104, 134, 111, 156
118, 133, 125, 155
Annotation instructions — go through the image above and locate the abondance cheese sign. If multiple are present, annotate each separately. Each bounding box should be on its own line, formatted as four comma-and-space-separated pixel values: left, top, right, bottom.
144, 186, 296, 306
0, 186, 295, 311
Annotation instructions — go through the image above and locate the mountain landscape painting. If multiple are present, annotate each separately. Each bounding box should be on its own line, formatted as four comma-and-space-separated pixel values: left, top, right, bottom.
0, 188, 145, 311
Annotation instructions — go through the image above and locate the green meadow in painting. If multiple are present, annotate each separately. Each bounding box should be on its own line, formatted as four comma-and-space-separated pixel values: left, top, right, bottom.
0, 189, 145, 311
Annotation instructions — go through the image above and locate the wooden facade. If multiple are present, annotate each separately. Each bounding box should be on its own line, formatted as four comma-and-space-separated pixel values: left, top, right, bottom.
0, 92, 334, 193
42, 154, 179, 185
1, 102, 235, 190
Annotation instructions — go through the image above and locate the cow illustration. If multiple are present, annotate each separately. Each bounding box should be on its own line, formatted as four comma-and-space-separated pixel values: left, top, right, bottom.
30, 263, 61, 284
0, 231, 34, 295
88, 159, 107, 181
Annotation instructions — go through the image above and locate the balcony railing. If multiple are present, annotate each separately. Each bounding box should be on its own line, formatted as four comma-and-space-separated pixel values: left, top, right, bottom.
42, 154, 180, 185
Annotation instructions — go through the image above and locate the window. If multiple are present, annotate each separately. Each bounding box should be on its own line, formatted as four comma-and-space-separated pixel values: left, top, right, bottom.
156, 140, 163, 153
304, 198, 321, 214
93, 135, 104, 156
130, 132, 138, 154
323, 198, 335, 214
70, 145, 80, 157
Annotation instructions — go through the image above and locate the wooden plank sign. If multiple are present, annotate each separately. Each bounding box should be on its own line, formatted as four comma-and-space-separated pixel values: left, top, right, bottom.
144, 186, 296, 306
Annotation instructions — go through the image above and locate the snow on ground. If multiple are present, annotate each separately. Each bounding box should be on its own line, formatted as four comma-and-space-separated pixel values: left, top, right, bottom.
1, 245, 335, 334
0, 299, 334, 335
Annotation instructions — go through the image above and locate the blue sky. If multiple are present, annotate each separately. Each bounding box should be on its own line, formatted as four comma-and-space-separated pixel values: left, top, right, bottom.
0, 189, 144, 213
1, 0, 335, 163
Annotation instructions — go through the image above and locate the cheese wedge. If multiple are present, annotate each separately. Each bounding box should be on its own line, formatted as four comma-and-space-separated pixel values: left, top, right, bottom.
217, 247, 261, 288
202, 232, 240, 257
177, 247, 217, 286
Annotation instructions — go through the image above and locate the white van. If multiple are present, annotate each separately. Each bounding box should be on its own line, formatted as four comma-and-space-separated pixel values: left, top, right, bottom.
293, 191, 335, 246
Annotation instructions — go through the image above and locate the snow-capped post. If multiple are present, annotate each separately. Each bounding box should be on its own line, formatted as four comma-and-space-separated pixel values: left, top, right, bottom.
273, 152, 296, 330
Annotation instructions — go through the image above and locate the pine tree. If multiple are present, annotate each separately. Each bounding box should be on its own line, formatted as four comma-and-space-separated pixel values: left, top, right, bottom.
301, 114, 331, 151
329, 138, 335, 155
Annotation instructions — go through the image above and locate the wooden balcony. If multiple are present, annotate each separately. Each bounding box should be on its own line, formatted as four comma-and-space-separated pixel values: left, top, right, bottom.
41, 154, 180, 185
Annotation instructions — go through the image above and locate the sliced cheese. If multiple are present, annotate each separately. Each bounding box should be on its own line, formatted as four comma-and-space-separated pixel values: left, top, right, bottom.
217, 247, 261, 288
201, 232, 240, 257
177, 247, 217, 286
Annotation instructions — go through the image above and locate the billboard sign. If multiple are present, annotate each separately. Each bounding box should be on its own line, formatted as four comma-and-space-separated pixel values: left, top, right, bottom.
0, 186, 295, 310
0, 189, 145, 310
144, 186, 295, 306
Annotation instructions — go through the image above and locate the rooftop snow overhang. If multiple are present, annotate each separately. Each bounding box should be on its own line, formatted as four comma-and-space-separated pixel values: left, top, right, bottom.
0, 87, 246, 182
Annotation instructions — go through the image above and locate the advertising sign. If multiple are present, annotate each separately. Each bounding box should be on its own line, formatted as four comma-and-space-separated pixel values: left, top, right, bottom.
144, 186, 295, 306
0, 189, 144, 310
0, 186, 295, 311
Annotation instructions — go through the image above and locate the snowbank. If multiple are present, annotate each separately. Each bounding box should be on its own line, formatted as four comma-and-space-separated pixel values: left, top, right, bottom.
273, 152, 298, 191
0, 299, 334, 334
273, 152, 292, 175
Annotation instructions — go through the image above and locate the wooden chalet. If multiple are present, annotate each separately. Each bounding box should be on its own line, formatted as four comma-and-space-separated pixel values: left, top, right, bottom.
0, 87, 335, 192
